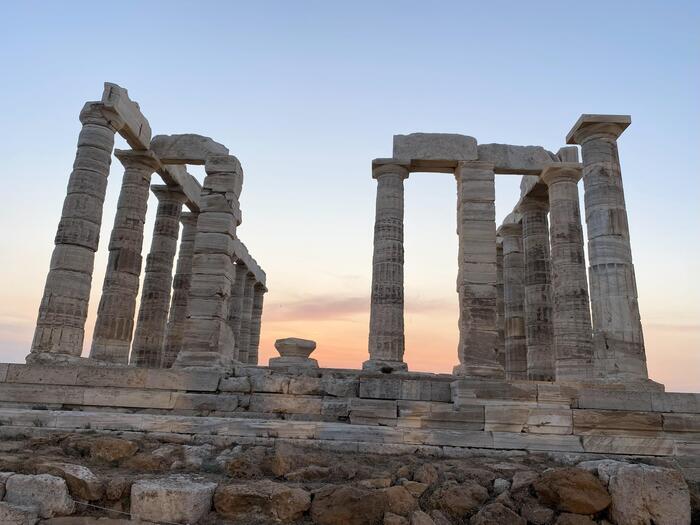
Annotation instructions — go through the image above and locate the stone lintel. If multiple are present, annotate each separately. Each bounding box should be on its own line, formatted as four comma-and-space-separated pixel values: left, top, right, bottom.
556, 146, 579, 163
101, 82, 152, 150
150, 134, 229, 165
477, 144, 559, 175
540, 162, 583, 186
232, 239, 266, 287
114, 148, 161, 170
151, 184, 187, 202
393, 133, 478, 172
566, 114, 631, 145
158, 164, 203, 212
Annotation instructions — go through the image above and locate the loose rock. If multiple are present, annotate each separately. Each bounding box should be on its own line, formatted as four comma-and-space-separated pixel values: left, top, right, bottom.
214, 480, 310, 522
470, 502, 526, 525
532, 467, 611, 514
428, 480, 488, 518
311, 485, 386, 525
131, 476, 216, 524
4, 474, 74, 518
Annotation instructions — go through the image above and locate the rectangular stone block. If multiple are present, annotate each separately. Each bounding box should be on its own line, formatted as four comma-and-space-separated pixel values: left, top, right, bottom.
581, 435, 675, 456
452, 379, 538, 407
321, 398, 350, 419
573, 409, 663, 435
537, 384, 578, 407
5, 365, 78, 386
250, 374, 290, 394
476, 144, 556, 175
76, 367, 148, 388
102, 82, 152, 149
248, 393, 322, 415
485, 406, 572, 434
403, 428, 493, 448
0, 384, 84, 405
316, 422, 400, 443
663, 413, 700, 433
651, 392, 700, 413
83, 387, 174, 409
159, 164, 202, 211
288, 376, 324, 396
349, 398, 397, 419
321, 376, 359, 397
220, 376, 252, 393
393, 133, 477, 171
577, 390, 653, 411
0, 363, 8, 382
360, 377, 401, 399
492, 432, 584, 452
144, 369, 221, 392
194, 233, 236, 256
172, 393, 239, 412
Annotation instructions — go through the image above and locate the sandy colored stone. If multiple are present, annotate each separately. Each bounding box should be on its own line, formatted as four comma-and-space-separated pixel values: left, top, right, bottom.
532, 467, 610, 514
0, 502, 39, 525
131, 476, 216, 524
4, 474, 74, 518
311, 485, 386, 525
428, 480, 488, 518
37, 462, 103, 501
470, 502, 525, 525
214, 480, 310, 522
88, 437, 138, 462
384, 513, 409, 525
382, 485, 418, 516
413, 463, 438, 485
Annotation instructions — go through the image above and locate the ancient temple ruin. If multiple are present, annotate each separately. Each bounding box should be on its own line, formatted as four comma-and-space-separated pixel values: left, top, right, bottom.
0, 82, 697, 523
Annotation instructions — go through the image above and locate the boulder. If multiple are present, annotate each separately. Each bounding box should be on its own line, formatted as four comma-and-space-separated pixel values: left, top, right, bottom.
130, 476, 216, 524
493, 478, 510, 495
470, 502, 525, 525
214, 480, 310, 522
104, 477, 131, 501
384, 513, 409, 525
4, 474, 74, 518
510, 470, 538, 492
554, 514, 597, 525
382, 485, 418, 516
428, 480, 489, 518
576, 459, 628, 485
532, 467, 611, 514
0, 502, 39, 525
608, 464, 691, 525
413, 463, 439, 485
311, 485, 386, 525
429, 510, 451, 525
519, 497, 555, 524
37, 462, 103, 501
88, 437, 138, 463
402, 480, 428, 498
286, 465, 332, 481
410, 510, 436, 525
456, 467, 496, 487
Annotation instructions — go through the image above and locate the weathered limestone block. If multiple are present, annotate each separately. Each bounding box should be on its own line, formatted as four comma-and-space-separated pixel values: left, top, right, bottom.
573, 409, 663, 435
366, 160, 409, 372
567, 114, 649, 382
228, 262, 248, 360
90, 149, 161, 364
651, 392, 700, 413
581, 435, 674, 455
36, 463, 103, 501
556, 146, 579, 163
518, 194, 554, 381
0, 502, 39, 525
360, 376, 401, 399
476, 143, 558, 175
577, 389, 653, 411
532, 467, 611, 514
101, 82, 152, 149
451, 379, 538, 407
485, 406, 573, 434
248, 393, 323, 415
454, 161, 504, 379
131, 186, 186, 368
4, 474, 75, 518
150, 133, 229, 164
31, 103, 119, 358
270, 338, 318, 368
214, 480, 310, 522
130, 476, 216, 524
498, 222, 527, 379
159, 163, 202, 211
393, 133, 477, 171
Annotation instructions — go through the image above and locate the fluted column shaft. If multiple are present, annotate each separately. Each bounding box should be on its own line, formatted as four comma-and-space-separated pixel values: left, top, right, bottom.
248, 284, 265, 365
238, 273, 256, 363
454, 161, 504, 378
31, 103, 122, 358
496, 240, 506, 369
228, 262, 248, 361
365, 160, 409, 372
130, 186, 185, 367
569, 116, 648, 380
500, 223, 527, 379
90, 150, 160, 363
161, 212, 198, 368
519, 195, 555, 381
542, 164, 594, 380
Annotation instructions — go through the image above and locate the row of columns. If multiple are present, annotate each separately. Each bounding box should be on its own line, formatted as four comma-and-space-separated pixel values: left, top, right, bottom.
30, 107, 266, 369
366, 115, 649, 384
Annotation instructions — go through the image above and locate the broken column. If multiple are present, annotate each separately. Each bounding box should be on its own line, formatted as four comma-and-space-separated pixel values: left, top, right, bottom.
237, 272, 256, 364
518, 193, 555, 381
130, 185, 185, 367
247, 284, 266, 365
30, 103, 123, 359
567, 114, 649, 381
365, 159, 409, 372
175, 155, 242, 369
541, 163, 595, 380
454, 161, 504, 378
162, 211, 199, 368
90, 149, 160, 364
498, 222, 528, 379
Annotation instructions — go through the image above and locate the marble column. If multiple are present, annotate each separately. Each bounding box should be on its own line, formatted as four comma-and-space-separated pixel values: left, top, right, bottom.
238, 272, 256, 363
89, 150, 160, 363
30, 103, 122, 359
228, 262, 248, 361
518, 194, 555, 381
130, 185, 185, 368
247, 284, 266, 365
541, 163, 594, 380
454, 161, 504, 378
499, 222, 527, 379
495, 239, 506, 369
161, 212, 198, 368
365, 159, 409, 372
567, 114, 649, 381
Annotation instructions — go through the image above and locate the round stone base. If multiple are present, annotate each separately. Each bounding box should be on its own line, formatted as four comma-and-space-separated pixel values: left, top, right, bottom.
362, 359, 408, 373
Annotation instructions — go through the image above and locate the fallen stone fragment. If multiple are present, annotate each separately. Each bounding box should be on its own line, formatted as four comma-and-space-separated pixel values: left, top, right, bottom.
470, 502, 526, 525
0, 501, 39, 525
409, 510, 435, 525
382, 485, 418, 516
37, 462, 103, 501
428, 480, 488, 518
131, 476, 216, 524
4, 474, 75, 518
510, 470, 538, 491
493, 477, 510, 494
88, 437, 138, 462
214, 480, 310, 522
311, 485, 386, 525
532, 467, 610, 515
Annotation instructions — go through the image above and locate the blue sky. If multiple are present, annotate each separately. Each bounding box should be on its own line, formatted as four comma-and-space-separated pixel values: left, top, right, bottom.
1, 1, 698, 390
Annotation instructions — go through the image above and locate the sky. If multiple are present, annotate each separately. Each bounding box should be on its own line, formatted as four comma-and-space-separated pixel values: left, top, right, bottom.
0, 1, 698, 392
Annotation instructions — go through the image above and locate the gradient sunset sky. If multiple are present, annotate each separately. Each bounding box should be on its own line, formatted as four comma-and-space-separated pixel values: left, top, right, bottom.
0, 1, 698, 392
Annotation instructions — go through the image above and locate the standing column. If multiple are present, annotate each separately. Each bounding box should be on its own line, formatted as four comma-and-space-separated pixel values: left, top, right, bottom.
30, 103, 123, 360
499, 223, 527, 379
365, 159, 409, 372
247, 284, 266, 365
237, 273, 256, 363
567, 115, 649, 381
542, 163, 594, 380
228, 262, 248, 361
90, 150, 160, 363
161, 212, 199, 368
495, 239, 506, 369
518, 194, 555, 381
130, 185, 185, 367
454, 161, 504, 378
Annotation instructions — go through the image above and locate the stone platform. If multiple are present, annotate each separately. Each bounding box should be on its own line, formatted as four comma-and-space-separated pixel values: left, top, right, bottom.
0, 363, 697, 470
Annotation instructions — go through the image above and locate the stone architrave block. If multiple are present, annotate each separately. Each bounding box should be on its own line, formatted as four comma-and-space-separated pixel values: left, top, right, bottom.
159, 164, 203, 210
556, 146, 579, 163
150, 134, 229, 164
476, 144, 558, 175
577, 390, 653, 411
393, 133, 477, 171
131, 476, 217, 524
101, 82, 152, 149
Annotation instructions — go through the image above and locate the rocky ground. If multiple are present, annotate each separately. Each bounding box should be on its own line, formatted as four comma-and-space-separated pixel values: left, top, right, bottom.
0, 430, 697, 524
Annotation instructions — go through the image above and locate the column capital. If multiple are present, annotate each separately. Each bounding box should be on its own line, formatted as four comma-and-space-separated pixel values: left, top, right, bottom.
517, 194, 549, 213
79, 102, 125, 131
498, 222, 523, 237
151, 184, 187, 203
180, 211, 199, 227
566, 114, 631, 145
540, 162, 583, 186
114, 149, 161, 171
372, 158, 410, 179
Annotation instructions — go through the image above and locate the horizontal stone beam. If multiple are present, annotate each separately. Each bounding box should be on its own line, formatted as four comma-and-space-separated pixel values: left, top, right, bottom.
393, 133, 477, 172
232, 239, 266, 288
158, 164, 203, 212
477, 144, 559, 175
151, 134, 229, 165
101, 82, 152, 150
